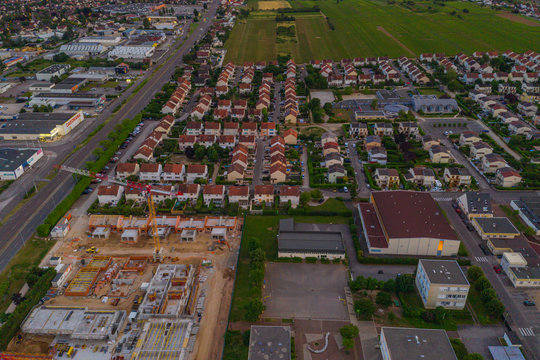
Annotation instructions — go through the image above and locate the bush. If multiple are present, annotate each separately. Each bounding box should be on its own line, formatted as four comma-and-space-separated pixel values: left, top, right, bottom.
467, 266, 483, 283
376, 291, 393, 307
354, 298, 375, 319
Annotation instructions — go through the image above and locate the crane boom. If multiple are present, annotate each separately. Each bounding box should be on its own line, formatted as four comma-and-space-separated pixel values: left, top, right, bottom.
55, 164, 184, 262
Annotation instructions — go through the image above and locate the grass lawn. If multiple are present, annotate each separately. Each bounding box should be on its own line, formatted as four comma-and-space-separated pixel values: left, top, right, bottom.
0, 238, 54, 313
467, 286, 500, 325
306, 197, 350, 213
500, 204, 531, 233
225, 0, 540, 62
418, 88, 447, 97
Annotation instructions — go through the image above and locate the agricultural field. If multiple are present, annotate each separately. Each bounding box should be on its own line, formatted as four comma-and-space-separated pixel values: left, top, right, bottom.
224, 0, 540, 63
258, 0, 291, 10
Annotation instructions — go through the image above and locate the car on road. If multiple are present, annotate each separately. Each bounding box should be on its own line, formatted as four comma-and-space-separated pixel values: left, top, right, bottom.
455, 207, 461, 214
524, 300, 536, 306
493, 265, 502, 274
83, 187, 93, 194
465, 222, 475, 231
479, 243, 489, 255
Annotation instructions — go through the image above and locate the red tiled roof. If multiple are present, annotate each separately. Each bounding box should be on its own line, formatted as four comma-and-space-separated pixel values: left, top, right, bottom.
228, 185, 249, 196
254, 185, 274, 195
280, 186, 299, 197
116, 163, 137, 173
358, 203, 388, 248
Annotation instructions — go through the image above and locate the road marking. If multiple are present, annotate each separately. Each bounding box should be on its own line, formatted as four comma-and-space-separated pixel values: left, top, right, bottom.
519, 327, 535, 337
475, 256, 488, 262
435, 197, 454, 201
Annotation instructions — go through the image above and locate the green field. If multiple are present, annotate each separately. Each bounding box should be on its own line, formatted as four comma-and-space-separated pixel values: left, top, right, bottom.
224, 0, 540, 63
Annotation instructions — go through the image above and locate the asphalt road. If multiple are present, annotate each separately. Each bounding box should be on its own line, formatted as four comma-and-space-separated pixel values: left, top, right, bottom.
0, 0, 220, 271
439, 200, 540, 359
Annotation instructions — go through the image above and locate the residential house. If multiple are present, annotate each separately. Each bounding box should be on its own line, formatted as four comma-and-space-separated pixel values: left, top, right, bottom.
186, 164, 208, 183
325, 152, 344, 167
322, 141, 340, 156
321, 132, 338, 146
203, 185, 225, 206
368, 147, 387, 165
421, 135, 440, 151
177, 184, 200, 204
116, 163, 140, 180
261, 122, 276, 137
496, 167, 522, 187
198, 134, 216, 148
374, 123, 394, 137
398, 122, 419, 137
97, 185, 124, 206
223, 122, 239, 136
429, 145, 454, 163
280, 186, 300, 208
443, 167, 472, 187
227, 163, 245, 183
218, 135, 236, 149
185, 121, 203, 136
239, 135, 256, 149
254, 185, 275, 205
283, 129, 298, 145
508, 120, 532, 136
349, 123, 368, 138
178, 135, 197, 151
364, 135, 382, 150
139, 163, 162, 181
204, 122, 221, 135
228, 185, 250, 208
162, 164, 185, 182
270, 163, 287, 184
470, 141, 493, 159
482, 153, 507, 173
241, 122, 258, 136
374, 168, 400, 189
404, 167, 436, 188
459, 131, 481, 146
328, 164, 347, 183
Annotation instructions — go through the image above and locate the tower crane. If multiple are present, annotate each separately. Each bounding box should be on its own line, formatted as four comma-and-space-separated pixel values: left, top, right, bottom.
55, 165, 183, 262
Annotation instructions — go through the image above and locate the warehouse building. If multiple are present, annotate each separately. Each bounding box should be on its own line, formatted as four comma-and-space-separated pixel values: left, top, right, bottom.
108, 45, 155, 60
501, 252, 540, 288
358, 191, 460, 256
0, 111, 84, 141
277, 218, 345, 260
511, 196, 540, 235
0, 148, 43, 180
415, 259, 469, 310
380, 327, 457, 360
36, 64, 71, 81
59, 43, 106, 57
471, 217, 520, 240
29, 92, 105, 108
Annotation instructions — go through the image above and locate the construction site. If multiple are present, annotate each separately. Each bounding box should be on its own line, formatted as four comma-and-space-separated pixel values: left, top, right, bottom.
5, 209, 242, 360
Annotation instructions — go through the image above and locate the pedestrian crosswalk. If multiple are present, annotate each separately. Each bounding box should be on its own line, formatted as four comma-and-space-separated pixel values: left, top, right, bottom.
519, 327, 535, 337
434, 197, 454, 201
475, 256, 489, 263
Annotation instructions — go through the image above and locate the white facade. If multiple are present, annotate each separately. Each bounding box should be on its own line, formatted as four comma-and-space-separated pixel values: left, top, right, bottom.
109, 46, 154, 60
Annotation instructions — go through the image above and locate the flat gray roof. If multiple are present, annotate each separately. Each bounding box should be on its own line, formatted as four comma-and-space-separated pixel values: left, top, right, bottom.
381, 327, 457, 360
488, 346, 526, 360
419, 260, 469, 286
462, 192, 492, 215
0, 148, 40, 172
17, 112, 77, 121
248, 325, 291, 360
37, 64, 69, 74
474, 217, 519, 235
278, 219, 345, 254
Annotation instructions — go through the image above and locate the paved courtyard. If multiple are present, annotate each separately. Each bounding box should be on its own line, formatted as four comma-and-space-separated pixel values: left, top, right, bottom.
263, 263, 349, 320
457, 325, 507, 359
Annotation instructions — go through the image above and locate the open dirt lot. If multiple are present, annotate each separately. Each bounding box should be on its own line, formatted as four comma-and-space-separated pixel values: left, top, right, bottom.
263, 263, 349, 320
497, 12, 540, 26
258, 0, 291, 10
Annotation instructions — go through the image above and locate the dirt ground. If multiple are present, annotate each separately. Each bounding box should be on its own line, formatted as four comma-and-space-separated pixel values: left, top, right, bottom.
28, 214, 243, 359
7, 334, 53, 354
497, 12, 540, 26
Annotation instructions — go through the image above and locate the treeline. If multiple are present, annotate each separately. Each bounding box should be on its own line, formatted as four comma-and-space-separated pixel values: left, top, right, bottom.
0, 268, 56, 350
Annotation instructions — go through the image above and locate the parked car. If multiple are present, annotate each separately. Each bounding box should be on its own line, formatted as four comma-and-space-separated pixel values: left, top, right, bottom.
524, 300, 536, 306
83, 187, 93, 194
493, 265, 502, 274
479, 244, 489, 255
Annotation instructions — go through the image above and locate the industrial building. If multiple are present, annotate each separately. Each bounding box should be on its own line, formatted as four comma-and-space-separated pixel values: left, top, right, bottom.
0, 111, 85, 141
59, 43, 106, 57
501, 252, 540, 288
138, 264, 197, 319
108, 46, 155, 60
380, 327, 457, 360
132, 319, 193, 360
0, 148, 43, 180
511, 196, 540, 235
36, 64, 71, 81
29, 92, 105, 108
358, 191, 460, 256
471, 217, 520, 240
277, 218, 345, 260
248, 325, 291, 360
415, 260, 470, 310
456, 192, 492, 219
22, 306, 125, 340
411, 95, 459, 114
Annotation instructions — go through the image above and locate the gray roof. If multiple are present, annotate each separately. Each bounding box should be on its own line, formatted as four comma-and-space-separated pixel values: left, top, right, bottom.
328, 163, 346, 174
0, 148, 41, 172
278, 219, 345, 254
509, 266, 540, 280
412, 95, 458, 107
488, 346, 526, 360
37, 64, 70, 74
419, 260, 469, 286
381, 327, 457, 360
446, 167, 470, 176
248, 326, 291, 360
461, 192, 492, 215
17, 112, 78, 122
474, 217, 519, 235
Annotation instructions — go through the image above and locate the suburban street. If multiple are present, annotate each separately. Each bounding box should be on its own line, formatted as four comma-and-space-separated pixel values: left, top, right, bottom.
0, 0, 220, 271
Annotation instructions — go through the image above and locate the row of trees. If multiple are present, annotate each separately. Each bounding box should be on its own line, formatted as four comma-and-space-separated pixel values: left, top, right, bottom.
244, 239, 266, 322
467, 266, 505, 319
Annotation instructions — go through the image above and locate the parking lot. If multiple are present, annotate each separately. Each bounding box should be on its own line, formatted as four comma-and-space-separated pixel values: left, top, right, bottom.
262, 263, 349, 320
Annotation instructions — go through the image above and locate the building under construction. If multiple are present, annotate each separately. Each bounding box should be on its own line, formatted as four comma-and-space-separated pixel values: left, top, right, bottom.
21, 306, 125, 340
64, 256, 112, 297
131, 319, 193, 360
138, 264, 197, 320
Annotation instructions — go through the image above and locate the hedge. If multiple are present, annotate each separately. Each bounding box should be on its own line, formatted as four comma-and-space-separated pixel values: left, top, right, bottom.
357, 256, 471, 266
0, 268, 56, 350
38, 115, 142, 236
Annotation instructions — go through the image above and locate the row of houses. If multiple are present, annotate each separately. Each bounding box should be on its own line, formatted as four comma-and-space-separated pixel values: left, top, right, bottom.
320, 133, 347, 183
284, 60, 299, 124
132, 115, 175, 162
397, 56, 430, 84
161, 77, 191, 114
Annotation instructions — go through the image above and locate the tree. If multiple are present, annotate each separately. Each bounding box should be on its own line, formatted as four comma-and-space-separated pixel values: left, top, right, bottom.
300, 191, 311, 206
383, 279, 395, 293
395, 274, 415, 293
371, 99, 378, 110
249, 268, 264, 287
207, 147, 218, 162
185, 146, 195, 159
250, 248, 266, 270
467, 266, 483, 283
342, 337, 354, 350
474, 276, 491, 292
354, 298, 375, 319
245, 299, 264, 322
340, 324, 359, 338
480, 288, 497, 303
310, 189, 323, 200
376, 291, 392, 307
194, 146, 206, 160
143, 17, 151, 29
486, 299, 505, 318
53, 52, 69, 62
434, 306, 447, 325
